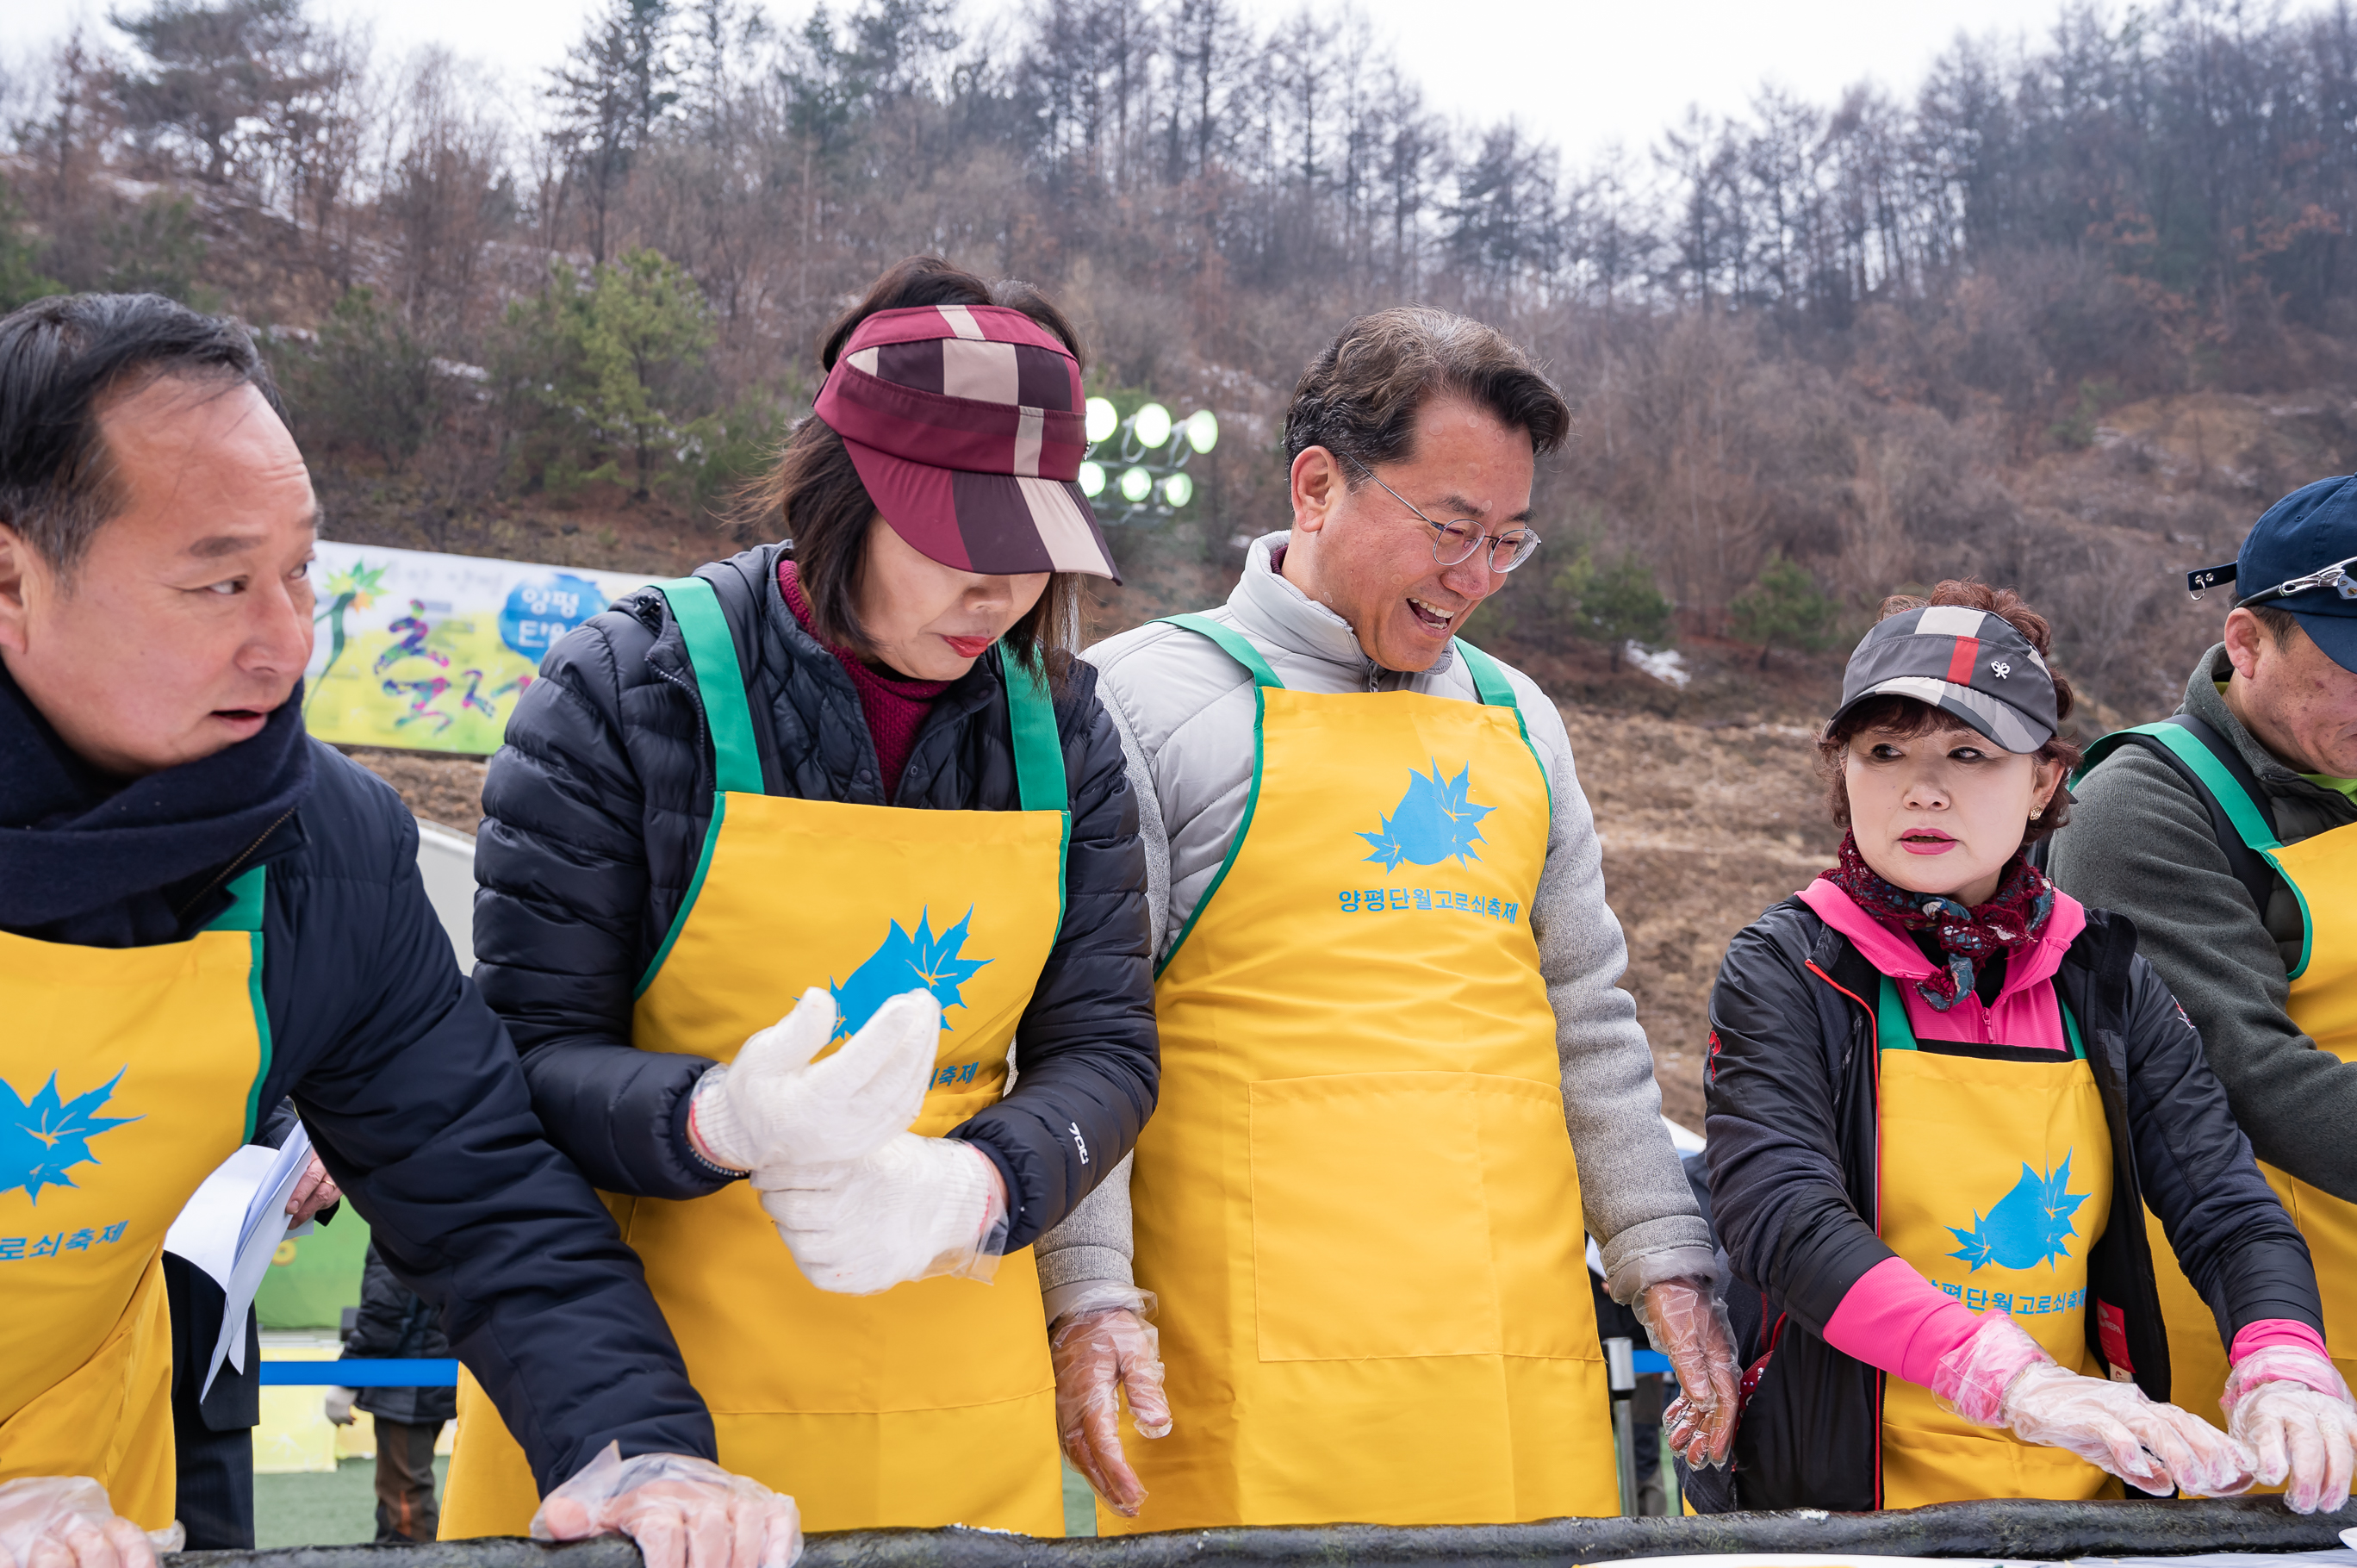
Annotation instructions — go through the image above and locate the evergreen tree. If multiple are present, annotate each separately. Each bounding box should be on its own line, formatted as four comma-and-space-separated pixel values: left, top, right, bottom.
1556, 545, 1673, 672
289, 286, 439, 473
506, 249, 713, 500
547, 0, 681, 261
0, 182, 63, 313
110, 0, 320, 184
1729, 555, 1841, 670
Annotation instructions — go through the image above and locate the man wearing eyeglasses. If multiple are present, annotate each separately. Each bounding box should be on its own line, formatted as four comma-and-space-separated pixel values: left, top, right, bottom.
1034, 308, 1739, 1530
2053, 476, 2357, 1434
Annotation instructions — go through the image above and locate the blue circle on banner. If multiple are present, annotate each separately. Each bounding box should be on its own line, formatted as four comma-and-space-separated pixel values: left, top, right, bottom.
500, 573, 609, 657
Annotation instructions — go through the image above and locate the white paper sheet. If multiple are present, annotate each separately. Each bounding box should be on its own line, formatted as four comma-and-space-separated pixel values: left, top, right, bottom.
162, 1123, 315, 1397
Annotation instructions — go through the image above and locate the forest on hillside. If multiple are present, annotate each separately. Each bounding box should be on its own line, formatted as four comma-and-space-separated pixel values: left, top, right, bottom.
4, 0, 2357, 716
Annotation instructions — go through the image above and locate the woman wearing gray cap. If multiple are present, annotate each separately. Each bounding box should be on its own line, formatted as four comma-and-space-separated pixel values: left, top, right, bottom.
1685, 580, 2357, 1512
438, 257, 1158, 1538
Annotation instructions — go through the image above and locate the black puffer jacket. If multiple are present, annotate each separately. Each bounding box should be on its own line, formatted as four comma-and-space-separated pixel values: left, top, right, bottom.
0, 718, 711, 1492
1692, 896, 2320, 1512
474, 544, 1158, 1248
343, 1242, 457, 1426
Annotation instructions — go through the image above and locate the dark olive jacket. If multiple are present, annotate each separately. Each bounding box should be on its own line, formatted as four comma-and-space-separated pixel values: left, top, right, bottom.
2050, 645, 2357, 1202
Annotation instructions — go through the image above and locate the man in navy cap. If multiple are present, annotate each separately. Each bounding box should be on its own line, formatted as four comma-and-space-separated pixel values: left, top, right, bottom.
2054, 475, 2357, 1427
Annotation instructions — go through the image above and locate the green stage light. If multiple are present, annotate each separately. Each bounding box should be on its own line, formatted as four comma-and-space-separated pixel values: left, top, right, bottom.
1161, 473, 1194, 507
1085, 397, 1118, 444
1185, 410, 1220, 453
1079, 461, 1106, 497
1118, 465, 1153, 502
1132, 402, 1172, 448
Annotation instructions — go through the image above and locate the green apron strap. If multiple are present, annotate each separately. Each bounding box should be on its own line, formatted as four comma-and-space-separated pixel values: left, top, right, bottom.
2081, 722, 2283, 851
1153, 613, 1275, 978
1877, 976, 1917, 1051
1160, 613, 1284, 689
1000, 647, 1074, 947
1002, 650, 1068, 815
2077, 718, 2308, 977
1453, 637, 1550, 794
654, 576, 764, 798
1881, 974, 2086, 1061
1453, 638, 1519, 710
202, 866, 274, 1140
203, 865, 267, 933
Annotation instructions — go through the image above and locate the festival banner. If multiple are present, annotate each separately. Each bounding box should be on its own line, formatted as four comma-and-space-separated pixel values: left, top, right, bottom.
304, 541, 657, 754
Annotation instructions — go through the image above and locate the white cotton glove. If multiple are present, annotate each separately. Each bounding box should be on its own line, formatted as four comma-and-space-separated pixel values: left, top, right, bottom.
755, 1134, 1008, 1295
687, 989, 938, 1173
1644, 1276, 1744, 1470
1049, 1285, 1173, 1516
532, 1442, 801, 1568
0, 1477, 183, 1568
1934, 1309, 2251, 1496
324, 1386, 357, 1426
2223, 1342, 2357, 1514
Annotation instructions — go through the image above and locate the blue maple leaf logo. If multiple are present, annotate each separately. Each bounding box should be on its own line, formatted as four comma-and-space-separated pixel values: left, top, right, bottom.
1947, 1153, 2089, 1272
828, 909, 992, 1041
1359, 760, 1495, 871
0, 1069, 140, 1204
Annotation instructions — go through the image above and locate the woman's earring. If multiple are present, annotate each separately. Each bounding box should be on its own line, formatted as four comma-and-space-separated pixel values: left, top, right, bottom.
2031, 807, 2043, 821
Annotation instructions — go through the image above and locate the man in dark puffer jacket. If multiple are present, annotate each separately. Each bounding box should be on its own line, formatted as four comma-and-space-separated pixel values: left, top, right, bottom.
0, 292, 793, 1568
471, 539, 1157, 1228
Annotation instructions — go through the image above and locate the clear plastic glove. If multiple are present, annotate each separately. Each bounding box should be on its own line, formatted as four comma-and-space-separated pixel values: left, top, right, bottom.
324, 1385, 357, 1426
532, 1442, 800, 1568
2223, 1343, 2357, 1514
1049, 1285, 1172, 1516
0, 1477, 183, 1568
1935, 1309, 2249, 1496
756, 1134, 1007, 1295
1645, 1276, 1743, 1469
688, 990, 938, 1173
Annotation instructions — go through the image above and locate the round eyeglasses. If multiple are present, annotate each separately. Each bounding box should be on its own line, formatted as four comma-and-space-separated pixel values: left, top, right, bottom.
1341, 453, 1541, 572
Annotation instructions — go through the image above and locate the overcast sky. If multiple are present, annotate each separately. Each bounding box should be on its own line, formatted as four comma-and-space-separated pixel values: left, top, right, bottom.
7, 0, 2075, 168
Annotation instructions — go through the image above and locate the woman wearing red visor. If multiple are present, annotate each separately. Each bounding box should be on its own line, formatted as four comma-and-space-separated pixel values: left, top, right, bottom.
438, 258, 1159, 1537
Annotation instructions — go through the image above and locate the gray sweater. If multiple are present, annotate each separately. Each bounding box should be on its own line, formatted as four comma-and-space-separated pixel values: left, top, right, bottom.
1034, 533, 1717, 1313
2048, 644, 2357, 1202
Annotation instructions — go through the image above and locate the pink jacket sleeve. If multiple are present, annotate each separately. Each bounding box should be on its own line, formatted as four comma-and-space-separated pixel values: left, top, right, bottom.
1820, 1255, 1986, 1386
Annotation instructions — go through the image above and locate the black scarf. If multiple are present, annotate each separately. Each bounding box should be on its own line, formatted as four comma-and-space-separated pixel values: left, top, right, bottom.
0, 665, 314, 947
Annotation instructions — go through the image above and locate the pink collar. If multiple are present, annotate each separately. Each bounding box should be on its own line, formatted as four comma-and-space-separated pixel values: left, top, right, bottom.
1797, 878, 2086, 1001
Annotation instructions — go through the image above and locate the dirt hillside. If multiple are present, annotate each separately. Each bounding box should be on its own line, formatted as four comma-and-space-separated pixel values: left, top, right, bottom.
1564, 709, 1838, 1129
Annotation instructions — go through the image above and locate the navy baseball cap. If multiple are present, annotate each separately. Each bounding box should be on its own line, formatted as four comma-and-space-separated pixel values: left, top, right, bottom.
2189, 476, 2357, 673
1830, 606, 2060, 754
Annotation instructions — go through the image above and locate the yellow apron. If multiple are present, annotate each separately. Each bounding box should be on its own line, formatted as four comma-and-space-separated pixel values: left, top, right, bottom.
1102, 613, 1615, 1532
2103, 724, 2357, 1429
1874, 977, 2117, 1507
0, 868, 271, 1530
442, 575, 1070, 1537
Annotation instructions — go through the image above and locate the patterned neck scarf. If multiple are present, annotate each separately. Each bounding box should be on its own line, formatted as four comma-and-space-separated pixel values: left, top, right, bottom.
1819, 833, 2055, 1011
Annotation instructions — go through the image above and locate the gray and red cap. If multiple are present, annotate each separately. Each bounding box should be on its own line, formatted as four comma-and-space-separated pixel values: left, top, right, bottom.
1831, 605, 2060, 754
812, 302, 1120, 581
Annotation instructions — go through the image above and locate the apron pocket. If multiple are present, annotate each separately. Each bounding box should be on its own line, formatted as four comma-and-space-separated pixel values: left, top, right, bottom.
1249, 1071, 1591, 1363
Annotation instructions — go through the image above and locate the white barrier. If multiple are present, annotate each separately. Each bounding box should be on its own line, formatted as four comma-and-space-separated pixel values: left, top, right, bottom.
414, 819, 478, 974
